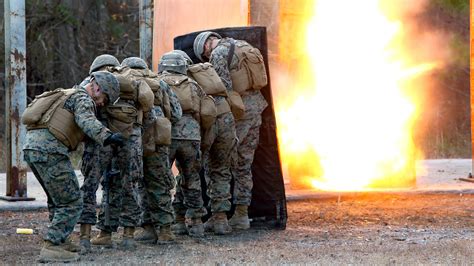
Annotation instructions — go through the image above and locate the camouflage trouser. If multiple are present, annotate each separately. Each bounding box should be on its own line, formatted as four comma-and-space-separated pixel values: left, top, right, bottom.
97, 127, 143, 232
140, 145, 175, 226
232, 115, 263, 206
24, 150, 83, 245
170, 139, 207, 219
78, 140, 113, 225
203, 112, 237, 213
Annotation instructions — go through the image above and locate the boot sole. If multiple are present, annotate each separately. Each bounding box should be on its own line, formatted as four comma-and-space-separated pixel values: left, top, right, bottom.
155, 239, 176, 245
229, 225, 250, 230
135, 238, 157, 244
91, 243, 114, 248
38, 256, 80, 263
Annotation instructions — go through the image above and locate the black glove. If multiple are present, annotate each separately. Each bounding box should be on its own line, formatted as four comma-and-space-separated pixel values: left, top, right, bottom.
104, 133, 125, 147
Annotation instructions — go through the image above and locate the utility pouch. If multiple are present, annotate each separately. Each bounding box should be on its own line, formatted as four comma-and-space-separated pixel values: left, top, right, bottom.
137, 80, 154, 112
106, 103, 138, 138
22, 88, 68, 125
226, 90, 245, 120
48, 107, 83, 150
244, 47, 268, 90
154, 116, 171, 145
216, 98, 231, 116
200, 95, 217, 129
230, 66, 251, 94
188, 63, 227, 96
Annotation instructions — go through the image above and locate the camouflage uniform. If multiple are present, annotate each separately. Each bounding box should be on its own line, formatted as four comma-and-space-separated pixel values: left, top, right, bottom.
203, 43, 243, 213
161, 72, 208, 219
96, 124, 143, 232
140, 80, 182, 227
91, 69, 145, 233
78, 66, 114, 226
23, 87, 112, 245
210, 39, 267, 207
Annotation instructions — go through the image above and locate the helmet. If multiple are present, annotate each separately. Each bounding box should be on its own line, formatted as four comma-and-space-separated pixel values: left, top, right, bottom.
193, 31, 222, 62
158, 52, 187, 75
171, 50, 193, 66
121, 57, 148, 69
89, 54, 120, 74
91, 71, 120, 104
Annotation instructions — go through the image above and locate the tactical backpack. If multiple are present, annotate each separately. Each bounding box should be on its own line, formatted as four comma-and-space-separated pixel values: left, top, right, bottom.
228, 39, 268, 94
110, 67, 155, 112
160, 74, 200, 115
143, 115, 172, 156
188, 62, 227, 96
22, 88, 84, 150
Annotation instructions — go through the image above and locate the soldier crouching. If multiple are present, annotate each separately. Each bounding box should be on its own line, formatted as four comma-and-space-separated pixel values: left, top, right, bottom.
21, 71, 124, 263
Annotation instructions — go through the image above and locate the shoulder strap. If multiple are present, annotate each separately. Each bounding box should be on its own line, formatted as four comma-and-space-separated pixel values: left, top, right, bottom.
227, 38, 235, 68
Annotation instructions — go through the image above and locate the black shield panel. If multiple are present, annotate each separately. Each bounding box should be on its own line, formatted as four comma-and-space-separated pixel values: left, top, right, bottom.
174, 26, 287, 229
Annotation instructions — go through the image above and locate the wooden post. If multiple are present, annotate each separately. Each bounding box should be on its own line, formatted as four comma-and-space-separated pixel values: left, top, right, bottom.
1, 0, 34, 201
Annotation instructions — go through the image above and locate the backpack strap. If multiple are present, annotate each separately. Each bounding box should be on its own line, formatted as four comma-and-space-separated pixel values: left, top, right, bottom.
227, 38, 235, 68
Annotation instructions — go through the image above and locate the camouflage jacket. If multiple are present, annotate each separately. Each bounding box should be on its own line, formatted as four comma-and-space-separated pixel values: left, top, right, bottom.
23, 86, 112, 155
210, 38, 268, 118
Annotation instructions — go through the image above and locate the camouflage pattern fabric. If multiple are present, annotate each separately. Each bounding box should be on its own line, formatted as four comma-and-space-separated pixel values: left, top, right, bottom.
210, 39, 268, 207
138, 82, 182, 227
203, 112, 237, 213
96, 125, 143, 232
78, 140, 113, 225
22, 86, 111, 244
232, 113, 262, 206
169, 139, 207, 218
77, 71, 114, 225
140, 145, 175, 226
163, 72, 207, 218
24, 150, 82, 245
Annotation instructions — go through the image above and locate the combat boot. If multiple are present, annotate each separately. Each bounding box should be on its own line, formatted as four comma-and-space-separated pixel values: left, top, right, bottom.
203, 216, 214, 232
213, 212, 232, 235
91, 230, 113, 247
61, 236, 81, 253
229, 205, 251, 230
79, 224, 92, 254
134, 224, 157, 243
171, 214, 188, 235
119, 227, 137, 250
188, 218, 204, 237
38, 240, 80, 263
157, 225, 176, 244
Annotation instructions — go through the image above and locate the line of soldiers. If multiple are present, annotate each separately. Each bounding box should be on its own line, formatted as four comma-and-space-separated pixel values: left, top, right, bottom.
22, 31, 267, 263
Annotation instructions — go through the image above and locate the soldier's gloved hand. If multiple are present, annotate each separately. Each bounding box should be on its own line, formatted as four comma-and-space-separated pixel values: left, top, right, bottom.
104, 133, 125, 147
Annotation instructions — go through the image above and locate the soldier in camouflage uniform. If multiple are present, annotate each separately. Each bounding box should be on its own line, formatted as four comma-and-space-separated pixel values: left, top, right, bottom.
91, 58, 152, 250
159, 51, 209, 237
22, 71, 123, 262
194, 32, 268, 231
193, 35, 239, 235
119, 57, 182, 244
77, 54, 120, 253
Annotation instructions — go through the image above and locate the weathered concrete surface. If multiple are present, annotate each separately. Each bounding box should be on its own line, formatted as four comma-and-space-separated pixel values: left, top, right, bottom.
0, 171, 98, 211
0, 159, 473, 210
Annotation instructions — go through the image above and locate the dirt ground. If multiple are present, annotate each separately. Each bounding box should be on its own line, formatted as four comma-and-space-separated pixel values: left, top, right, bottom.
1, 193, 473, 264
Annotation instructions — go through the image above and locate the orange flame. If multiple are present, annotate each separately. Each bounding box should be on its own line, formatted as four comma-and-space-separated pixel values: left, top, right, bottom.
276, 0, 444, 191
